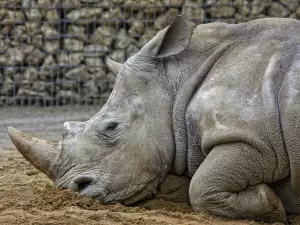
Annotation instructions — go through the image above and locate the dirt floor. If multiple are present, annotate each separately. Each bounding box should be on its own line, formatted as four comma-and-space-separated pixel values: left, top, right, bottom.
0, 148, 287, 225
0, 106, 293, 225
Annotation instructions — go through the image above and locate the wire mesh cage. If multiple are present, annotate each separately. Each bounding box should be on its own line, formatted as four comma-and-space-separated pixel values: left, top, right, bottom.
0, 0, 297, 106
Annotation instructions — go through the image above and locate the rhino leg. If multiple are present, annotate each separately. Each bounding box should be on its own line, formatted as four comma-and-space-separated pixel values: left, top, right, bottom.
189, 143, 286, 223
270, 177, 300, 215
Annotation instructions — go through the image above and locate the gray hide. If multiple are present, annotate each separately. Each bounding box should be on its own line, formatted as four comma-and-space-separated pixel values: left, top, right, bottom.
8, 16, 300, 223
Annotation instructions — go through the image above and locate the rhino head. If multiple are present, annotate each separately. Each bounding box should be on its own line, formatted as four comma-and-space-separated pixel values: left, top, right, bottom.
8, 16, 196, 205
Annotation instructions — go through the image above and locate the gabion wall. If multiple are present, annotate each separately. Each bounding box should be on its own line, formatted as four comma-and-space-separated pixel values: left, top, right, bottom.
0, 0, 299, 106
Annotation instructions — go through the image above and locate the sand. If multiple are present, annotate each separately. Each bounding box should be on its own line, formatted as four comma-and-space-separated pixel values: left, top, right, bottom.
0, 149, 289, 225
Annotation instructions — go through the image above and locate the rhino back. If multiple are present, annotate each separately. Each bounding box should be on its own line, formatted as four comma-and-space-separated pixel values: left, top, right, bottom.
185, 18, 300, 181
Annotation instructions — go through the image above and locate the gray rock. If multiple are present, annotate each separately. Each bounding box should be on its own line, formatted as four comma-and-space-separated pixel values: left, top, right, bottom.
235, 0, 250, 16
44, 9, 59, 22
0, 26, 12, 35
21, 44, 36, 56
57, 90, 81, 103
60, 0, 81, 12
0, 9, 6, 20
84, 44, 109, 57
101, 7, 127, 22
23, 67, 38, 83
163, 0, 185, 6
14, 73, 30, 89
105, 71, 116, 91
6, 48, 25, 66
10, 40, 21, 47
268, 2, 290, 18
3, 67, 18, 78
64, 39, 84, 52
25, 22, 41, 35
25, 48, 46, 65
182, 0, 205, 22
67, 25, 86, 41
10, 25, 28, 42
290, 13, 297, 19
66, 8, 103, 23
3, 10, 25, 24
83, 79, 99, 98
69, 53, 84, 65
155, 8, 179, 30
64, 66, 89, 82
109, 50, 125, 63
126, 44, 139, 58
280, 0, 299, 12
17, 88, 49, 98
39, 55, 58, 79
91, 0, 111, 7
56, 53, 69, 67
25, 8, 43, 21
208, 0, 236, 18
58, 79, 79, 90
128, 20, 144, 38
22, 0, 36, 8
57, 53, 84, 66
41, 24, 59, 39
124, 0, 164, 15
137, 28, 156, 48
88, 26, 116, 46
90, 68, 106, 80
0, 39, 8, 54
81, 0, 103, 3
251, 0, 272, 15
21, 44, 35, 56
296, 6, 300, 18
0, 77, 13, 95
44, 81, 58, 96
115, 29, 134, 49
32, 80, 46, 92
84, 57, 105, 71
0, 55, 8, 66
31, 35, 43, 48
205, 0, 217, 6
235, 13, 247, 23
44, 41, 60, 54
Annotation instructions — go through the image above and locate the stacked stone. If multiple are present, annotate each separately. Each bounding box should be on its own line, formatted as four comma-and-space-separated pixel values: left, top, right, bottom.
1, 0, 300, 106
183, 0, 300, 23
0, 0, 60, 105
58, 0, 185, 105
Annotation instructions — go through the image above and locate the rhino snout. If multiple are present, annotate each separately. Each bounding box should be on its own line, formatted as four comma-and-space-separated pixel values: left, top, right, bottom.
69, 175, 108, 203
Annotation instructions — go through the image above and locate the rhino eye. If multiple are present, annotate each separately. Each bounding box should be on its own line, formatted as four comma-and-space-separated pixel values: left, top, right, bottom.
98, 122, 120, 139
105, 122, 118, 131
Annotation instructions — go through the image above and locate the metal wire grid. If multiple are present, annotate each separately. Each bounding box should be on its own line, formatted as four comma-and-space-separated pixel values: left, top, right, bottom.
0, 0, 293, 106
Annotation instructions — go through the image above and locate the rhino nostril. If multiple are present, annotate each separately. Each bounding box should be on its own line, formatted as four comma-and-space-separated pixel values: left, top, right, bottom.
70, 175, 96, 192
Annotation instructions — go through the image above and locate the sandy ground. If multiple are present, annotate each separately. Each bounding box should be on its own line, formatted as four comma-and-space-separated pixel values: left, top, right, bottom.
0, 106, 293, 225
0, 149, 269, 225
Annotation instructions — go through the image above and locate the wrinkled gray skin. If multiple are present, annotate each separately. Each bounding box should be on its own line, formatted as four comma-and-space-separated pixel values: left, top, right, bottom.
8, 16, 300, 223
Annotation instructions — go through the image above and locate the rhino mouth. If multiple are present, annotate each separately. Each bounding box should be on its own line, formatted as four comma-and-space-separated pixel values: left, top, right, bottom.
103, 177, 159, 206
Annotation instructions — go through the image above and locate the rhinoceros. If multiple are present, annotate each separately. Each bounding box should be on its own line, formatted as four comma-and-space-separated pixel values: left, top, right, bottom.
8, 15, 300, 223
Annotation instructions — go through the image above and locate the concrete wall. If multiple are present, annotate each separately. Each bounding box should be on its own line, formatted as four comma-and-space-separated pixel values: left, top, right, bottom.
0, 0, 299, 105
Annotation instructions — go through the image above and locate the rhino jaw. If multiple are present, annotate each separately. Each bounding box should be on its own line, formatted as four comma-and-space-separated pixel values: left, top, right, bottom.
8, 126, 61, 179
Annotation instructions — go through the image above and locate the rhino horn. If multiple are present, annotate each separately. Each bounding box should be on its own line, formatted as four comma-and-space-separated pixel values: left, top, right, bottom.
106, 56, 122, 76
8, 126, 60, 179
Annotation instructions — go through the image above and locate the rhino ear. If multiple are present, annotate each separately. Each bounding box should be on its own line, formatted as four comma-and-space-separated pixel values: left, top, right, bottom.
141, 15, 196, 58
106, 56, 122, 76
